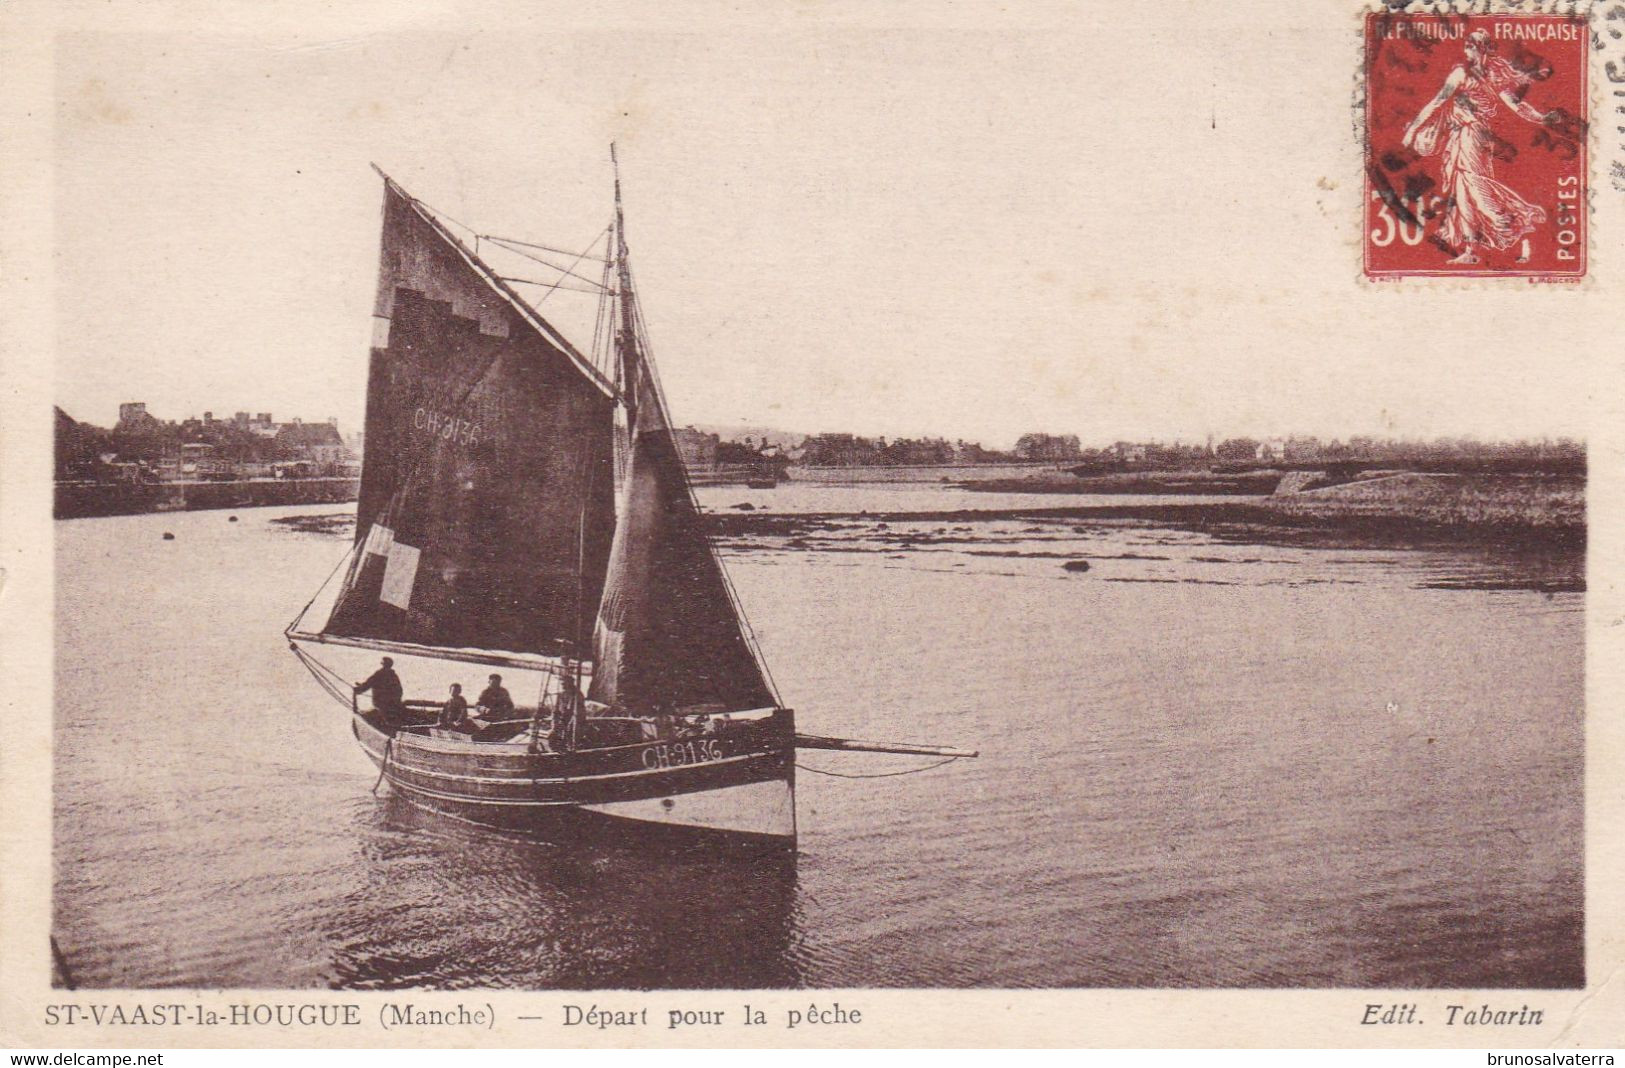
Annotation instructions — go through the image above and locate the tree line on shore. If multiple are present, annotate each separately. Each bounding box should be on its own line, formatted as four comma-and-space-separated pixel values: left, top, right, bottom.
790, 430, 1585, 470
59, 403, 1586, 479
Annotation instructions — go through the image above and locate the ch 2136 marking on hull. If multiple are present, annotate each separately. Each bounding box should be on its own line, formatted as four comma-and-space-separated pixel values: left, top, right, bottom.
643, 739, 724, 769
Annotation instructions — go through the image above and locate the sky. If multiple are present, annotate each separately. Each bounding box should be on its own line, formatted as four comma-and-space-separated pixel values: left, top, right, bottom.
50, 3, 1603, 449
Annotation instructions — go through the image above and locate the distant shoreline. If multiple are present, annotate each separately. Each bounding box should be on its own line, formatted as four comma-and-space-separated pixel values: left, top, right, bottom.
958, 471, 1278, 496
54, 477, 360, 519
784, 462, 1058, 484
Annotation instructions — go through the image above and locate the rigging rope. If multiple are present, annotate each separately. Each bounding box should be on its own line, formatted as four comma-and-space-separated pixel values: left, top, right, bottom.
285, 537, 374, 713
286, 538, 360, 635
796, 756, 963, 779
590, 245, 617, 382
520, 226, 612, 310
478, 233, 611, 265
499, 276, 610, 297
372, 736, 394, 795
485, 236, 611, 290
289, 641, 357, 710
422, 204, 480, 242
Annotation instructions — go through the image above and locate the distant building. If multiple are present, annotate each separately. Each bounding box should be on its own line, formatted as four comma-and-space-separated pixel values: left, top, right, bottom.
275, 421, 349, 467
63, 403, 365, 483
117, 402, 163, 432
672, 426, 719, 472
1256, 438, 1286, 462
178, 442, 222, 479
798, 432, 878, 466
1014, 433, 1083, 462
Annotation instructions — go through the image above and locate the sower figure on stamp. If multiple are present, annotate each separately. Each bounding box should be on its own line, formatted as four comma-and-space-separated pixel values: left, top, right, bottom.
1401, 30, 1557, 265
354, 656, 404, 726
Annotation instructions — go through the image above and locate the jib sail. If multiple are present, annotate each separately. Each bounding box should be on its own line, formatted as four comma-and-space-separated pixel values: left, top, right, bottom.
588, 231, 776, 714
320, 177, 617, 659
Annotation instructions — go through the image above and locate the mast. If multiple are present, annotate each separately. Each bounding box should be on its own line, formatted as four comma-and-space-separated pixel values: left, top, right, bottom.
611, 143, 639, 428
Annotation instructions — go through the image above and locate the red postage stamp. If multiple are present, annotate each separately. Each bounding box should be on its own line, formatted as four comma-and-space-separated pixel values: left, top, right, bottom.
1364, 11, 1588, 280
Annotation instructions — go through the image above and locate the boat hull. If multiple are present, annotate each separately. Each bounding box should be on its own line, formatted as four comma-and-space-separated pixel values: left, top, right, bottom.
352, 712, 797, 850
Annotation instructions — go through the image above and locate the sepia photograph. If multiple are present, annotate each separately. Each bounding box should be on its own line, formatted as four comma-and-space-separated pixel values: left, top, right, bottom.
5, 0, 1623, 1051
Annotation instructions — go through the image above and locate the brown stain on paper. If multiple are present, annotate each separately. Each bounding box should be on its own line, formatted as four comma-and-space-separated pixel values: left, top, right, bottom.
71, 79, 133, 125
348, 100, 389, 122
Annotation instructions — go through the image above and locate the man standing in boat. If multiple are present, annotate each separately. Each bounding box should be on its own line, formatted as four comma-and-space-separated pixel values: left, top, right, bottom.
354, 657, 404, 725
476, 673, 515, 721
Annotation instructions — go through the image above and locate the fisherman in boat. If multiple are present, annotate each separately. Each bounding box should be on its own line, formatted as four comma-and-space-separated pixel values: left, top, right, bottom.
354, 657, 404, 725
651, 700, 679, 740
476, 673, 515, 721
437, 682, 470, 731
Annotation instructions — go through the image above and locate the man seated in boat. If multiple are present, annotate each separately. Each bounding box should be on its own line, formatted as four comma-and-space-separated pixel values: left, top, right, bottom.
436, 682, 471, 731
636, 701, 712, 741
353, 657, 404, 726
475, 673, 515, 722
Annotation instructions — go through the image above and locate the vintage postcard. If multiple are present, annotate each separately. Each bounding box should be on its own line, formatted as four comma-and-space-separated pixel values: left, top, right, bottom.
3, 0, 1623, 1052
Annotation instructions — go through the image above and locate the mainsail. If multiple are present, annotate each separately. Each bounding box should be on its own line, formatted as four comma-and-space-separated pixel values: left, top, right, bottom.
320, 178, 618, 659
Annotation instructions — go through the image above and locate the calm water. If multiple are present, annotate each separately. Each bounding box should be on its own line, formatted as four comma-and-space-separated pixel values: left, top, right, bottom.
53, 487, 1583, 988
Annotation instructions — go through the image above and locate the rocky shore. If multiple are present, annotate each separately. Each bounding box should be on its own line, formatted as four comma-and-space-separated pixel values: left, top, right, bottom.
263, 470, 1584, 554
709, 472, 1585, 551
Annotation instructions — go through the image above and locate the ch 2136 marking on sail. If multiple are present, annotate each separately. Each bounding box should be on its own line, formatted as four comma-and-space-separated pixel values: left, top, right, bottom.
413, 406, 482, 447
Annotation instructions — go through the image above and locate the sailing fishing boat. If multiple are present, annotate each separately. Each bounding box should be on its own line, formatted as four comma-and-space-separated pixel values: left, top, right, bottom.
287, 152, 973, 850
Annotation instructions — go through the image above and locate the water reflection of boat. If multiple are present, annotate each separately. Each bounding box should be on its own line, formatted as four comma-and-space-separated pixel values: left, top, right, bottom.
287, 152, 973, 852
325, 794, 802, 989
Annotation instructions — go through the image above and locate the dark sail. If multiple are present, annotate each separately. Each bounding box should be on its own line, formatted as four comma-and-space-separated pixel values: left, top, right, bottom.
321, 180, 617, 657
589, 352, 777, 714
